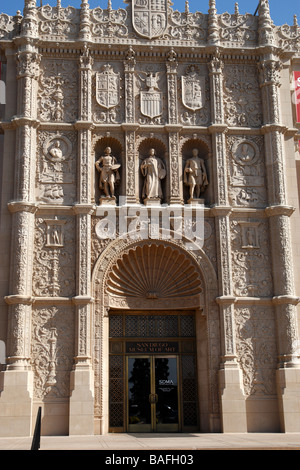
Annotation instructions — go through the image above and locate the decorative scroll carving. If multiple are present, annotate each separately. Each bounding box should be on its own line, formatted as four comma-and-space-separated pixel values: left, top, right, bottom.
277, 17, 300, 51
223, 64, 262, 128
33, 217, 76, 297
90, 5, 128, 39
37, 4, 80, 40
227, 136, 267, 207
218, 9, 258, 47
36, 131, 77, 205
0, 13, 16, 39
37, 59, 78, 123
31, 306, 74, 399
235, 306, 277, 397
231, 219, 273, 297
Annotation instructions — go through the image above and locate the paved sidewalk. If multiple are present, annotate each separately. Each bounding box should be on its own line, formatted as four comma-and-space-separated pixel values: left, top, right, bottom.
1, 433, 300, 450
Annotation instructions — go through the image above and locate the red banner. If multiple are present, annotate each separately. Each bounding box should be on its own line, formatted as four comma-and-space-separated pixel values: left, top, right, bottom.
294, 71, 300, 123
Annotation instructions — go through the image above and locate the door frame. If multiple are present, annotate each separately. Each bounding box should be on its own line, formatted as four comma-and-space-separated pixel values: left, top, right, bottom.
126, 355, 180, 433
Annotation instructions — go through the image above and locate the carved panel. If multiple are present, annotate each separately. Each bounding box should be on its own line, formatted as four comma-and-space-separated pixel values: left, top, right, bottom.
37, 59, 78, 123
135, 64, 167, 125
31, 306, 74, 399
92, 62, 124, 124
33, 216, 76, 297
227, 135, 267, 207
36, 131, 77, 205
235, 306, 277, 396
231, 218, 273, 297
0, 13, 15, 39
223, 64, 262, 127
179, 64, 210, 126
90, 6, 129, 40
218, 10, 258, 47
37, 4, 80, 40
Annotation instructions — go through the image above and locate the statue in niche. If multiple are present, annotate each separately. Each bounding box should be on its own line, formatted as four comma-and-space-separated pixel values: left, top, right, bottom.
184, 148, 209, 203
95, 147, 121, 202
140, 148, 166, 203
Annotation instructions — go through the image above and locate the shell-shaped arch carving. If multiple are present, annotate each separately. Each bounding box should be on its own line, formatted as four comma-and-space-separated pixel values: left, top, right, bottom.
106, 243, 202, 300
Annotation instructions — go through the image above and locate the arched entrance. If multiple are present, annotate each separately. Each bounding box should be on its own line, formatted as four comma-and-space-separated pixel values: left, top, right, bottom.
92, 239, 220, 434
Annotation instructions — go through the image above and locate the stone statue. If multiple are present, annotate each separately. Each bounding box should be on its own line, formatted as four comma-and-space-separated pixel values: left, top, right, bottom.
95, 147, 120, 200
140, 148, 166, 202
184, 148, 209, 202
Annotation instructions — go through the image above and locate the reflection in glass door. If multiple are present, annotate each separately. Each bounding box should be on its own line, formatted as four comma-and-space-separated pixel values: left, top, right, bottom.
127, 356, 179, 432
128, 357, 152, 432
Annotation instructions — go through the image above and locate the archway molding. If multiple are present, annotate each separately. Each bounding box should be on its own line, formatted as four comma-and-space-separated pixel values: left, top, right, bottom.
91, 235, 220, 433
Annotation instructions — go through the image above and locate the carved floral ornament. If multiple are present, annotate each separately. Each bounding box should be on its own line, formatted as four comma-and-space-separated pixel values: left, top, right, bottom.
0, 1, 299, 50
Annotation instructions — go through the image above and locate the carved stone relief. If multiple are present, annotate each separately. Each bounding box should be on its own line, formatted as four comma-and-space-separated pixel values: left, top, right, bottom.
231, 218, 273, 297
93, 62, 124, 124
179, 64, 210, 126
223, 64, 262, 128
218, 9, 258, 47
37, 4, 80, 40
37, 59, 78, 122
136, 65, 167, 125
36, 131, 77, 205
235, 306, 277, 397
31, 306, 74, 399
227, 136, 267, 208
90, 5, 129, 40
0, 13, 15, 39
33, 217, 76, 297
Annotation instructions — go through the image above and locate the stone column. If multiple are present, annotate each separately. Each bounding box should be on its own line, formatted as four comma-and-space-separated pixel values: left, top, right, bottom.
69, 45, 94, 436
123, 49, 139, 204
166, 53, 182, 205
0, 0, 40, 436
258, 0, 300, 432
209, 51, 247, 432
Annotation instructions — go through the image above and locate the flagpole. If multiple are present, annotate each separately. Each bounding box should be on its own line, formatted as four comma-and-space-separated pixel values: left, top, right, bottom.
254, 1, 261, 16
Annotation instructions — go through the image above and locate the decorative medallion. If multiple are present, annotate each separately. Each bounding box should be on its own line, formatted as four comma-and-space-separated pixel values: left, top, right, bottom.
182, 66, 205, 111
96, 64, 120, 109
132, 0, 168, 39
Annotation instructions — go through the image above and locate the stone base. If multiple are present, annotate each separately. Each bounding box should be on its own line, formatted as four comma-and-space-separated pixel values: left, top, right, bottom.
69, 365, 94, 435
99, 196, 116, 206
0, 369, 33, 437
143, 197, 162, 206
219, 365, 247, 433
277, 367, 300, 432
187, 198, 205, 205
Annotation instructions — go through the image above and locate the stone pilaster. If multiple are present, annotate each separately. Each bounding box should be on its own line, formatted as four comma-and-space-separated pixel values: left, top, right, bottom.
166, 53, 182, 205
69, 46, 94, 436
209, 51, 247, 432
258, 0, 300, 432
0, 0, 40, 437
123, 49, 139, 204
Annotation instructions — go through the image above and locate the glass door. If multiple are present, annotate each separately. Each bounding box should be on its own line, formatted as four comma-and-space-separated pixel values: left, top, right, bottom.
155, 357, 179, 432
128, 357, 152, 432
127, 356, 179, 432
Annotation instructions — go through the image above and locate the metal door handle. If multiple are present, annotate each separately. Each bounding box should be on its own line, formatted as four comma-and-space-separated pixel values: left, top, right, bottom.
149, 393, 158, 404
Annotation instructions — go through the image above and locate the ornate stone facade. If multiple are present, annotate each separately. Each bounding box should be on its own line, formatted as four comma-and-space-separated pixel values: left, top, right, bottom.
0, 0, 300, 436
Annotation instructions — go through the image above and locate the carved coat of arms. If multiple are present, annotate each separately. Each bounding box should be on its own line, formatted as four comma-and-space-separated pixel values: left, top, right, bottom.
182, 67, 205, 111
132, 0, 168, 39
139, 72, 163, 119
96, 65, 120, 109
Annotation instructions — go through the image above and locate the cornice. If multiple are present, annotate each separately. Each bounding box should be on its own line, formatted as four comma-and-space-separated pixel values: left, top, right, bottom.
7, 201, 38, 214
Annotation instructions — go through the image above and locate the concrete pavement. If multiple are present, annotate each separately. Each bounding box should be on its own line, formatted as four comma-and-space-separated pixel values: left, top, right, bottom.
1, 433, 300, 450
